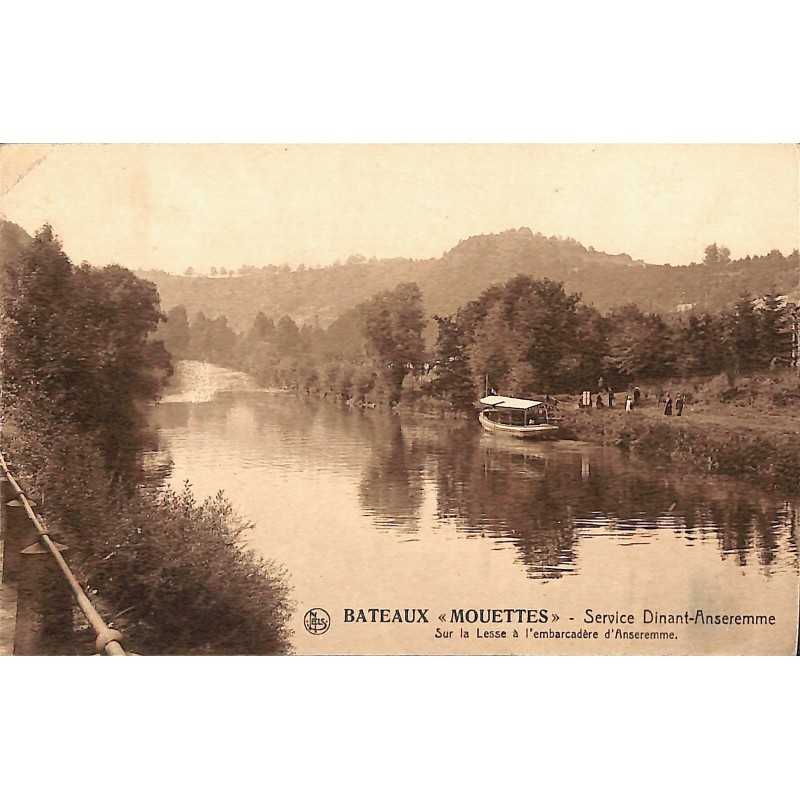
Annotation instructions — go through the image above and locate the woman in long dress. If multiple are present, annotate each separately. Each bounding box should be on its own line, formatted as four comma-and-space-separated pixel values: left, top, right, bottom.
664, 393, 673, 416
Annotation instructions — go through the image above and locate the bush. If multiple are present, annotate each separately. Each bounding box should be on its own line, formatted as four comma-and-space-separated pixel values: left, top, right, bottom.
5, 409, 293, 655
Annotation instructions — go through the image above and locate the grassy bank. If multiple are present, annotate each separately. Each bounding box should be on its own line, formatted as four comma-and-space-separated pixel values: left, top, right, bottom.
3, 407, 294, 655
561, 406, 800, 494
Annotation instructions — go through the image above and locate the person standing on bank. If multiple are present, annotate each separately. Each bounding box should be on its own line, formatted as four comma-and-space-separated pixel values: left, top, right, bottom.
625, 394, 632, 412
633, 386, 641, 407
664, 393, 673, 416
595, 393, 605, 409
676, 394, 685, 416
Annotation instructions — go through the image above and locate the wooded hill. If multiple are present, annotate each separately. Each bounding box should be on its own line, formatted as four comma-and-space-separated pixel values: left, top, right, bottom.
135, 227, 799, 329
2, 220, 798, 330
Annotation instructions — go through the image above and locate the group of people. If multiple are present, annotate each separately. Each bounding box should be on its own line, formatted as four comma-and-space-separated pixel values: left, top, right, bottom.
579, 381, 688, 417
662, 392, 686, 416
579, 383, 642, 412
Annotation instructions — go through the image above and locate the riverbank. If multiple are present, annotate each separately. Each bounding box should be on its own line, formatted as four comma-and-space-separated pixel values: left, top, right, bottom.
203, 359, 800, 493
561, 405, 800, 494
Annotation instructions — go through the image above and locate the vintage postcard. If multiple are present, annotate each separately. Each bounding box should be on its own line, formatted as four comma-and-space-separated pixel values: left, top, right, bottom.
0, 143, 798, 655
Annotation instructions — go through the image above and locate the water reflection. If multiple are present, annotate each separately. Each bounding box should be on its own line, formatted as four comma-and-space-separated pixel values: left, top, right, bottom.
358, 416, 425, 538
399, 422, 799, 580
147, 378, 799, 587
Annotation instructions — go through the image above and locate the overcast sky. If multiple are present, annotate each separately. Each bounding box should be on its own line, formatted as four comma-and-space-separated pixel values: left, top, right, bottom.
1, 144, 797, 273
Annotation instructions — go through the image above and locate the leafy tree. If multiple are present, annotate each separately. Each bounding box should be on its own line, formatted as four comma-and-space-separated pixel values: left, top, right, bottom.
361, 282, 425, 403
468, 303, 513, 394
1, 223, 74, 406
724, 294, 761, 372
158, 305, 191, 360
249, 311, 276, 343
704, 243, 731, 267
758, 294, 791, 367
679, 312, 726, 375
275, 315, 302, 355
604, 305, 675, 381
1, 225, 171, 463
431, 315, 474, 409
464, 276, 585, 394
567, 305, 607, 388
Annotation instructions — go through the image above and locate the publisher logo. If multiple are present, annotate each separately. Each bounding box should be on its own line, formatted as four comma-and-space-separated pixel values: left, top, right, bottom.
304, 608, 331, 636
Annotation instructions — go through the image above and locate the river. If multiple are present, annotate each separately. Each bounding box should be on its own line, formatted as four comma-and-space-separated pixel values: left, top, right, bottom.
146, 361, 799, 654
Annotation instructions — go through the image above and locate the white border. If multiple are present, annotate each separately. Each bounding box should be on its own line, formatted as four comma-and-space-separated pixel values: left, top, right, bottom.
2, 2, 798, 798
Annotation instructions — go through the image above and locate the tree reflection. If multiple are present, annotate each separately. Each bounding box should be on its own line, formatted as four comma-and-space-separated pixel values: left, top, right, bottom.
422, 430, 797, 580
358, 416, 425, 536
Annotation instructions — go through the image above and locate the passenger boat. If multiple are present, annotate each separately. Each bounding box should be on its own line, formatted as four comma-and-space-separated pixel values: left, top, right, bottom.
478, 394, 560, 439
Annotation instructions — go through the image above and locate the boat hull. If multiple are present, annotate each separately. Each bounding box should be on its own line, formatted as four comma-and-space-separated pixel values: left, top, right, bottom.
478, 410, 560, 439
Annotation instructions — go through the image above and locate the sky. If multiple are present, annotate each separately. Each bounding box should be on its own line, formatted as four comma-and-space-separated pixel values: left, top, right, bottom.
0, 144, 797, 273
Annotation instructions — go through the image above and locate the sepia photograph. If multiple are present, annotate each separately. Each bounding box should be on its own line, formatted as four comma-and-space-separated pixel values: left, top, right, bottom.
0, 143, 798, 656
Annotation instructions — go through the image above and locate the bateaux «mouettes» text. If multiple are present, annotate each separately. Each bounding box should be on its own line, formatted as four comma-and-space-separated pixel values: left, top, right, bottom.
343, 608, 552, 624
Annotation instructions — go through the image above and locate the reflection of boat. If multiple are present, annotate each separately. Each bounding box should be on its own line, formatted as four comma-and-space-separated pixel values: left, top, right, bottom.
478, 395, 560, 439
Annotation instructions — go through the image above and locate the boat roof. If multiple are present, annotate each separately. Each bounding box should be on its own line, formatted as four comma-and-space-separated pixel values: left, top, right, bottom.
480, 395, 542, 410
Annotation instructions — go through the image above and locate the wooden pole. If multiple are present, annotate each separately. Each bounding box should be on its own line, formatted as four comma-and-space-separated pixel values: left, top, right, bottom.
0, 452, 126, 655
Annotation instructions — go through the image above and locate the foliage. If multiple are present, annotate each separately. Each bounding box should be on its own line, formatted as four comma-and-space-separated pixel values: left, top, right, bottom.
703, 242, 731, 267
431, 315, 474, 410
1, 224, 293, 654
1, 225, 172, 465
157, 304, 191, 359
360, 282, 426, 403
156, 265, 798, 415
460, 276, 597, 394
603, 305, 675, 382
5, 410, 293, 654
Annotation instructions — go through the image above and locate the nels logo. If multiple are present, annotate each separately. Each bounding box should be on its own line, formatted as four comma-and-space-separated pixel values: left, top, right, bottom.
304, 608, 331, 636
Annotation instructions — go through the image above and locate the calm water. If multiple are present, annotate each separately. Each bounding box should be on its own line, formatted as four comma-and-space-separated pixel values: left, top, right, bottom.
147, 362, 799, 654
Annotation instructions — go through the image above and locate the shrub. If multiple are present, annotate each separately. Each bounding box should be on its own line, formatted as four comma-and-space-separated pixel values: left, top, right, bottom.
5, 409, 293, 655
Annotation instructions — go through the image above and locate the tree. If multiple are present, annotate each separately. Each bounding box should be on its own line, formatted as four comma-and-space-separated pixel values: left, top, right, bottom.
1, 223, 74, 406
206, 315, 238, 365
703, 243, 731, 267
431, 315, 474, 409
464, 276, 585, 394
468, 303, 513, 395
723, 294, 761, 372
679, 312, 726, 375
604, 305, 675, 381
249, 311, 275, 343
158, 305, 191, 360
1, 225, 172, 466
361, 283, 425, 403
275, 315, 302, 355
758, 294, 791, 367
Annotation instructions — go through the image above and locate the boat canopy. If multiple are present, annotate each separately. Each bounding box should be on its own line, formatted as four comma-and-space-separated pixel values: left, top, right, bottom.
479, 395, 542, 411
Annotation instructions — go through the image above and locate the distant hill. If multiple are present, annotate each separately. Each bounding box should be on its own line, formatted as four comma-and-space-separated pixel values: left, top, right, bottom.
137, 228, 799, 329
2, 220, 797, 329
